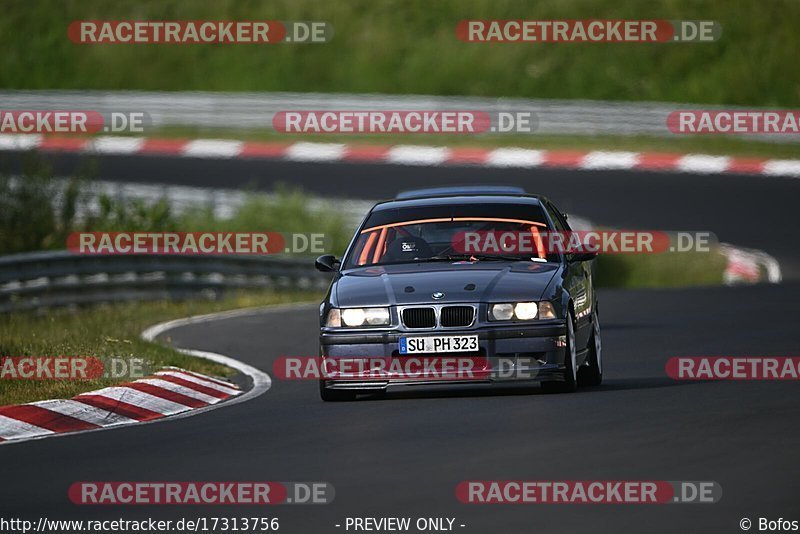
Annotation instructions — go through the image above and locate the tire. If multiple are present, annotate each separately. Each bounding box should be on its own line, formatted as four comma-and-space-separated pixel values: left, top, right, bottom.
542, 311, 578, 393
578, 309, 603, 387
319, 381, 357, 401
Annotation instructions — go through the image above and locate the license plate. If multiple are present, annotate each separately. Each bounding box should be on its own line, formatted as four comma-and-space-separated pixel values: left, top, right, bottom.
399, 335, 479, 354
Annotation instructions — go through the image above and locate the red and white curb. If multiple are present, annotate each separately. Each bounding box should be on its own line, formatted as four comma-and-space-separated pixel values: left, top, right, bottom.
0, 368, 241, 443
1, 134, 799, 177
0, 305, 294, 445
720, 244, 782, 285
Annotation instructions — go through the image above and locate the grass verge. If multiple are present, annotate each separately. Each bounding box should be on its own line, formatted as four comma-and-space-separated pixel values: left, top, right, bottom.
2, 0, 798, 107
596, 249, 728, 288
0, 290, 320, 406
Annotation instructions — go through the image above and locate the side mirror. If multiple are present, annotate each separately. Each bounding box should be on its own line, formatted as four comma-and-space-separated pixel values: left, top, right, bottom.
568, 252, 597, 263
315, 254, 340, 272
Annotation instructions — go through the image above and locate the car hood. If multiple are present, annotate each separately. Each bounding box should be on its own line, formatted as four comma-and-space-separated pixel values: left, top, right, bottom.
333, 262, 559, 307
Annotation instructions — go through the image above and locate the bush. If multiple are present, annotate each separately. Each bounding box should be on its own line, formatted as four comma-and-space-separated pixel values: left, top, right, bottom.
0, 161, 352, 257
0, 158, 82, 254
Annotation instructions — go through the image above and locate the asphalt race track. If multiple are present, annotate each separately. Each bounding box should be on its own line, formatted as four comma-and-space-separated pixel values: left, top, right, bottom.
1, 155, 798, 533
1, 150, 799, 278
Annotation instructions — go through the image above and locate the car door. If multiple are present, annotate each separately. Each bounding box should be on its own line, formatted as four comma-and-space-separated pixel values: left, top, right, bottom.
544, 202, 593, 351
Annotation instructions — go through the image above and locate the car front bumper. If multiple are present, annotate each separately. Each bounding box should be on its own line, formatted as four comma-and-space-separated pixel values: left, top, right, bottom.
319, 321, 569, 390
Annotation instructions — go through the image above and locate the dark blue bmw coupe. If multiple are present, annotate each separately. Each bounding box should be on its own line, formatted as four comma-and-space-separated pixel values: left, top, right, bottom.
314, 186, 601, 401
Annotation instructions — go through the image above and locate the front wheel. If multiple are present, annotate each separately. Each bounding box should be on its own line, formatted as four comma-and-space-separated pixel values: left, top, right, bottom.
578, 309, 603, 387
542, 312, 578, 393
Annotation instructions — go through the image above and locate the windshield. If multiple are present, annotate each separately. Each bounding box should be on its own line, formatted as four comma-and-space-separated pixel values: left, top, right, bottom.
344, 217, 552, 268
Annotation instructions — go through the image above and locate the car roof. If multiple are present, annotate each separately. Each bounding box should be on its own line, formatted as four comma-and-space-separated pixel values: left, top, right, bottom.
395, 185, 526, 199
373, 192, 546, 212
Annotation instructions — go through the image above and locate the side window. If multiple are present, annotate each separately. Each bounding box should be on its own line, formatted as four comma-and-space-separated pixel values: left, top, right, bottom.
544, 202, 569, 232
553, 205, 572, 232
543, 202, 574, 261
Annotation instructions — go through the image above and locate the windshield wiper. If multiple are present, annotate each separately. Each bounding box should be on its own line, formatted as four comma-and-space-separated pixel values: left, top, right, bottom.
430, 253, 529, 262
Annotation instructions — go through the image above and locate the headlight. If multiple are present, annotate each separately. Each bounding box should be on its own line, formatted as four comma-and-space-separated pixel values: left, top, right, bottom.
327, 307, 391, 327
489, 301, 556, 321
537, 301, 556, 319
488, 303, 514, 321
325, 308, 341, 327
514, 302, 538, 320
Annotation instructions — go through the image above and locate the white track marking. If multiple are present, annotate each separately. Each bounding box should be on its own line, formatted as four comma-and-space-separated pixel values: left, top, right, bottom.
581, 151, 640, 170
140, 302, 315, 341
0, 415, 52, 440
79, 386, 191, 415
486, 148, 544, 167
30, 399, 137, 426
139, 304, 320, 419
164, 367, 240, 389
182, 139, 244, 158
762, 159, 800, 177
134, 378, 222, 404
677, 155, 731, 174
387, 145, 449, 166
0, 134, 42, 150
285, 142, 346, 162
87, 136, 145, 154
155, 370, 241, 395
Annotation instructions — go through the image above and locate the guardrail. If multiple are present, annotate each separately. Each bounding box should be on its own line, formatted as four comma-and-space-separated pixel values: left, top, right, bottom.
1, 90, 797, 143
0, 250, 329, 313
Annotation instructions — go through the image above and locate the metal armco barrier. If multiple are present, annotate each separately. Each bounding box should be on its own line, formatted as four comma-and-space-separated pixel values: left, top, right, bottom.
0, 250, 329, 313
1, 90, 797, 143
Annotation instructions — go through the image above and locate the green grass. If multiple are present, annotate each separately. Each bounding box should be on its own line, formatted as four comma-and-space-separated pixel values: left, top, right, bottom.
149, 126, 800, 160
1, 0, 798, 106
596, 249, 728, 288
0, 290, 320, 406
